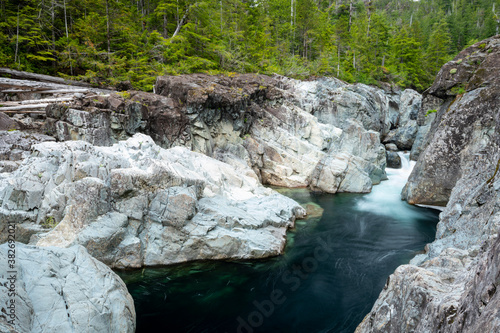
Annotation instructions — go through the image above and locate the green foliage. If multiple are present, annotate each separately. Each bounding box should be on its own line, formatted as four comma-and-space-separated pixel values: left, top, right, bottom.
117, 91, 131, 99
0, 0, 498, 92
450, 84, 466, 95
425, 109, 437, 116
41, 216, 58, 229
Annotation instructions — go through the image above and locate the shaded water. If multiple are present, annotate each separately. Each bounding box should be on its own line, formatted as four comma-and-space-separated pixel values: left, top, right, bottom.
118, 154, 439, 333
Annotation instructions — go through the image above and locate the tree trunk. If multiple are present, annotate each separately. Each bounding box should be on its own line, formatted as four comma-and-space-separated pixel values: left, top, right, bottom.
163, 13, 168, 38
106, 0, 111, 70
0, 104, 49, 111
14, 5, 20, 67
0, 68, 95, 88
171, 8, 189, 40
367, 1, 372, 37
494, 4, 499, 35
337, 47, 340, 77
64, 0, 73, 75
348, 0, 353, 32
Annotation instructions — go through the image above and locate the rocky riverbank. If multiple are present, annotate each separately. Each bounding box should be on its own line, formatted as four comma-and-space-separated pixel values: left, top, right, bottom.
1, 133, 305, 268
5, 50, 496, 331
0, 72, 422, 332
356, 35, 500, 333
0, 243, 136, 332
38, 73, 422, 193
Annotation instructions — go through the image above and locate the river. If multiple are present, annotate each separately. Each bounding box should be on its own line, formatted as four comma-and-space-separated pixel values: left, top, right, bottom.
117, 153, 439, 333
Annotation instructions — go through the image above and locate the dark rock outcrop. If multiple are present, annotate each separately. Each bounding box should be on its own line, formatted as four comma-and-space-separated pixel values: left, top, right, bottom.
403, 35, 500, 206
357, 35, 500, 333
386, 151, 402, 169
42, 74, 422, 194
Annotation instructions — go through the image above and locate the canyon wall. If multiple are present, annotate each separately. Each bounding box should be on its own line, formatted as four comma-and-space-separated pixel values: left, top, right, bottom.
357, 35, 500, 333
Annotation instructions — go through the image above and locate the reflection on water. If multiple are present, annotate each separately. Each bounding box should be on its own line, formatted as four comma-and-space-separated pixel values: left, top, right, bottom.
118, 155, 439, 333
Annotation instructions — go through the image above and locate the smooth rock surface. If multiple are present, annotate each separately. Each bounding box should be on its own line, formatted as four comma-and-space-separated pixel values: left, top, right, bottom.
0, 243, 135, 333
0, 134, 305, 268
386, 151, 402, 169
43, 74, 423, 194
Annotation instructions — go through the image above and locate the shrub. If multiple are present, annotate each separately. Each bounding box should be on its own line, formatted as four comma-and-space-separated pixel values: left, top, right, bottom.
41, 216, 58, 229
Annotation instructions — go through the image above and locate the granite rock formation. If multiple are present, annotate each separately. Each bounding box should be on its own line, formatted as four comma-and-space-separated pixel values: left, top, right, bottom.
0, 134, 305, 268
357, 35, 500, 333
42, 74, 422, 194
0, 243, 135, 333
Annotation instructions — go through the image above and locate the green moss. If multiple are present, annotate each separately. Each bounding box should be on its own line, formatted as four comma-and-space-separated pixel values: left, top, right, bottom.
478, 43, 486, 49
456, 59, 462, 64
450, 68, 457, 74
449, 84, 466, 95
425, 109, 437, 116
41, 216, 57, 229
117, 91, 131, 99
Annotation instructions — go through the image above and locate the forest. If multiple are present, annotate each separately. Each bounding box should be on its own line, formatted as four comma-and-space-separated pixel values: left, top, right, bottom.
1, 0, 499, 91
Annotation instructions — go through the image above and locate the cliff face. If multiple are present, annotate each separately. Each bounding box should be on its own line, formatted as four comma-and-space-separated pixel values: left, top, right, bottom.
403, 35, 500, 206
357, 35, 500, 333
38, 74, 421, 194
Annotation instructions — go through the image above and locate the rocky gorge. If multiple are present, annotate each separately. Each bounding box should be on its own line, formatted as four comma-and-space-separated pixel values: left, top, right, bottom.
356, 35, 500, 332
0, 35, 498, 333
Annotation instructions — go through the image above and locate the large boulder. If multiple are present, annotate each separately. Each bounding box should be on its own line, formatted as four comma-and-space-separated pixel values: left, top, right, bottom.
356, 35, 500, 333
0, 243, 135, 333
402, 36, 500, 206
0, 134, 305, 268
386, 151, 402, 168
0, 112, 22, 131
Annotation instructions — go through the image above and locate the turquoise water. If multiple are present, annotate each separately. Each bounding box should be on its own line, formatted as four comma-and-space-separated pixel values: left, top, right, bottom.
117, 159, 439, 333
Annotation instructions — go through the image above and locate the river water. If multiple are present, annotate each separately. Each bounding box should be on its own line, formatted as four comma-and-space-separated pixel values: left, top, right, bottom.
117, 154, 439, 333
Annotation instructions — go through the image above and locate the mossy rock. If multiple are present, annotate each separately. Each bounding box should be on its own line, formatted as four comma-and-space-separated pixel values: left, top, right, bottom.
302, 202, 324, 219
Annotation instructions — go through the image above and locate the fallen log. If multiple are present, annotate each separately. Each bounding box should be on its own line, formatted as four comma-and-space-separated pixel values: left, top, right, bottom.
0, 68, 93, 88
20, 97, 74, 105
37, 89, 89, 94
0, 77, 113, 95
0, 104, 49, 111
0, 88, 89, 94
1, 110, 46, 114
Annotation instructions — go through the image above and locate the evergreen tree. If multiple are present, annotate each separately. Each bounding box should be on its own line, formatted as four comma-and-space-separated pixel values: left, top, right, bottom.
426, 18, 452, 77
